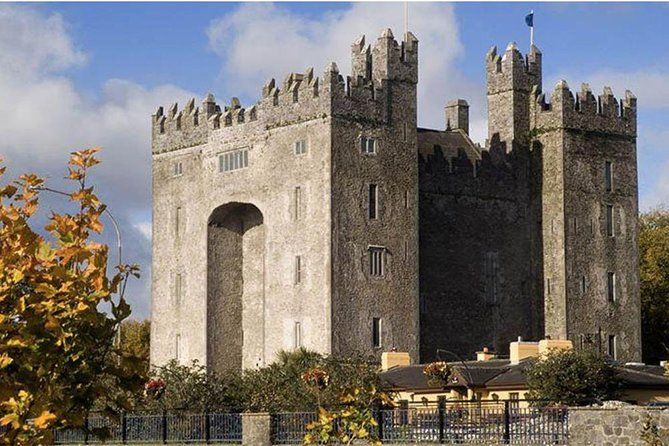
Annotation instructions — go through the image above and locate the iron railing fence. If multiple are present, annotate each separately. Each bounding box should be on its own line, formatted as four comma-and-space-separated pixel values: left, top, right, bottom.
270, 412, 318, 445
378, 401, 568, 444
52, 412, 242, 444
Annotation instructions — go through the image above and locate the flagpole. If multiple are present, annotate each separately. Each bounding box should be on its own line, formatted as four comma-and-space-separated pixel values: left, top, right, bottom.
530, 10, 534, 47
404, 1, 409, 35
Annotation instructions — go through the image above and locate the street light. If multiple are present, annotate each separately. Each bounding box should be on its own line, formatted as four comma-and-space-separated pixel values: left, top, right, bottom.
436, 348, 476, 400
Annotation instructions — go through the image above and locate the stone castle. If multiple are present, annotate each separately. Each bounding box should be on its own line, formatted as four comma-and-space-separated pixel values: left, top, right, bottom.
150, 28, 641, 372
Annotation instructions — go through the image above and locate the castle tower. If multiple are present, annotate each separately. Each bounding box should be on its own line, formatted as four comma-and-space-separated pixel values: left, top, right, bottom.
531, 80, 641, 362
486, 43, 542, 150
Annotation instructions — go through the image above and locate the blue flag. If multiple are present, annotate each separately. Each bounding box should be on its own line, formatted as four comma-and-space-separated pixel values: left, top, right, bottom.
525, 12, 534, 27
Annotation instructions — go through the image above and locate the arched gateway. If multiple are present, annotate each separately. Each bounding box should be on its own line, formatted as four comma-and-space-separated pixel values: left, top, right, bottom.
207, 202, 265, 373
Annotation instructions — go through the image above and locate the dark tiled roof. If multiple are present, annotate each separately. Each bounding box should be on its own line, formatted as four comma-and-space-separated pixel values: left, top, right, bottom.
380, 360, 669, 391
417, 128, 481, 161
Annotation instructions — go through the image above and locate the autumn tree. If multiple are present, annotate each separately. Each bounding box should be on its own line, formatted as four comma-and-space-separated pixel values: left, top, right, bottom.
639, 207, 669, 364
0, 149, 143, 445
119, 319, 151, 375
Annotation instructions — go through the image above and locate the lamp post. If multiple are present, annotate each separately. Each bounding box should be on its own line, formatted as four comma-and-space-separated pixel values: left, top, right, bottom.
436, 348, 476, 401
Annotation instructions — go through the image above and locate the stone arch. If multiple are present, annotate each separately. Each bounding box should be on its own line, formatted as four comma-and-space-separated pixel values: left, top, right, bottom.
207, 202, 265, 373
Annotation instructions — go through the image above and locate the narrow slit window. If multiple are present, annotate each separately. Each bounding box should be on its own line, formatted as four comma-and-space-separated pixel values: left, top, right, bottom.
294, 322, 302, 349
175, 273, 182, 305
294, 186, 302, 221
581, 276, 587, 294
607, 334, 616, 360
368, 184, 378, 219
294, 255, 302, 284
175, 206, 182, 236
546, 278, 552, 295
372, 317, 382, 348
402, 123, 407, 142
404, 190, 409, 209
607, 272, 616, 302
606, 205, 614, 237
605, 161, 613, 192
368, 247, 385, 277
175, 334, 181, 361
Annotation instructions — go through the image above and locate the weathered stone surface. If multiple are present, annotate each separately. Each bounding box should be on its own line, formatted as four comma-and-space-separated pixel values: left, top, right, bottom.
569, 407, 669, 445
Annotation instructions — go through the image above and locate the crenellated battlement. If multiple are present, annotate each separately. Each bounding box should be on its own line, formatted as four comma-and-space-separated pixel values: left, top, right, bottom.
487, 42, 542, 94
530, 80, 636, 138
152, 29, 418, 154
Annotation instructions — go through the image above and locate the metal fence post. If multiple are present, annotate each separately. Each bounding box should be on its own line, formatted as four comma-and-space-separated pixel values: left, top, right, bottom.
205, 411, 211, 444
438, 398, 445, 444
161, 410, 167, 444
121, 412, 127, 444
374, 401, 384, 441
84, 416, 89, 445
503, 401, 510, 444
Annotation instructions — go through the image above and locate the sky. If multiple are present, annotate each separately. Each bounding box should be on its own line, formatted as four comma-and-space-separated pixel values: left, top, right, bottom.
1, 2, 668, 319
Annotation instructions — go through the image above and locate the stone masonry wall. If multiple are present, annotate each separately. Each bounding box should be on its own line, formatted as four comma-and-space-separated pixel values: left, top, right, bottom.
569, 407, 669, 445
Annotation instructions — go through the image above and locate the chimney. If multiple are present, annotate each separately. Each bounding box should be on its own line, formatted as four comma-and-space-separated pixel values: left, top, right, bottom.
509, 337, 539, 365
381, 351, 411, 371
476, 347, 497, 361
445, 99, 469, 134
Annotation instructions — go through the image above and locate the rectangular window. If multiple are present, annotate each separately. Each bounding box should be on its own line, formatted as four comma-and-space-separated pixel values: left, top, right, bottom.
404, 190, 409, 209
484, 251, 500, 304
219, 148, 249, 172
175, 206, 182, 236
175, 273, 182, 305
175, 334, 181, 361
173, 161, 183, 176
294, 140, 307, 155
546, 278, 552, 295
294, 322, 302, 349
360, 136, 377, 155
607, 272, 616, 302
402, 123, 407, 142
294, 255, 302, 284
581, 276, 587, 294
294, 186, 302, 221
605, 161, 613, 192
607, 334, 617, 360
372, 317, 382, 348
368, 247, 385, 277
606, 205, 614, 237
368, 184, 378, 219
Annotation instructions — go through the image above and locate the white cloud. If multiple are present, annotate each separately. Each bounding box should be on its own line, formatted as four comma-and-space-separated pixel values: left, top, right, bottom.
0, 5, 197, 319
207, 2, 486, 140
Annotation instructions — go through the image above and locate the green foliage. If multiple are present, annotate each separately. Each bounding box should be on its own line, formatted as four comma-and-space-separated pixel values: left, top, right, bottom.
640, 413, 669, 445
142, 360, 243, 412
639, 207, 669, 364
119, 320, 150, 374
0, 149, 143, 445
525, 349, 622, 406
241, 348, 381, 413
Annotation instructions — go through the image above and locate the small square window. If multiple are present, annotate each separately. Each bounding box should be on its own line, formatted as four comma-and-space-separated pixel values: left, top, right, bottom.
294, 140, 308, 155
368, 247, 385, 277
360, 137, 377, 155
173, 161, 183, 176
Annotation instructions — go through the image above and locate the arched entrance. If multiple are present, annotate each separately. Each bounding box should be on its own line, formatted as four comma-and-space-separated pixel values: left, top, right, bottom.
207, 202, 265, 373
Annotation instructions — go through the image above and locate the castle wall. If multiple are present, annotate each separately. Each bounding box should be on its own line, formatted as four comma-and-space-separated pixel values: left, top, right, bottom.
151, 86, 335, 370
418, 145, 540, 361
531, 82, 641, 362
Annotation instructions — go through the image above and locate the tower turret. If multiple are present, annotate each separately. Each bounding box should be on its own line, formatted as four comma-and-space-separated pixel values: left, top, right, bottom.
486, 43, 542, 150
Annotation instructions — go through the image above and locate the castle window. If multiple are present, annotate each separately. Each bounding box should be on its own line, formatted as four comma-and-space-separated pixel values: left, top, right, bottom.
607, 334, 617, 360
219, 148, 249, 173
294, 255, 302, 284
402, 123, 408, 142
294, 140, 308, 155
368, 246, 385, 277
175, 333, 182, 361
368, 184, 378, 219
175, 206, 182, 236
605, 161, 613, 192
294, 186, 302, 221
607, 272, 616, 302
294, 322, 302, 349
606, 204, 614, 237
372, 317, 382, 348
546, 278, 552, 295
174, 273, 182, 305
581, 276, 587, 294
360, 136, 377, 155
404, 240, 409, 261
173, 161, 183, 176
404, 190, 409, 209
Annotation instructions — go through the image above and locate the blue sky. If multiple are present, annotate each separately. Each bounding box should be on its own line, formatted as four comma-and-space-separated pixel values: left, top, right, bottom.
2, 2, 668, 319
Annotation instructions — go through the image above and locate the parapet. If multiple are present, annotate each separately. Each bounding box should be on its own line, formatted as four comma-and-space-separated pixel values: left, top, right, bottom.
152, 29, 419, 154
530, 80, 636, 138
487, 42, 542, 93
